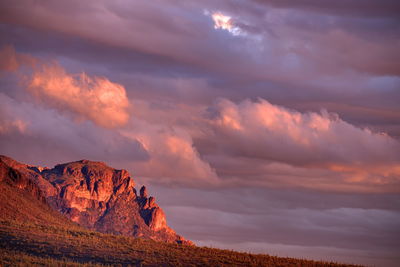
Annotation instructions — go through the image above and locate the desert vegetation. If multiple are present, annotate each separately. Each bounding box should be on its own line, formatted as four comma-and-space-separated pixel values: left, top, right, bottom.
0, 218, 361, 267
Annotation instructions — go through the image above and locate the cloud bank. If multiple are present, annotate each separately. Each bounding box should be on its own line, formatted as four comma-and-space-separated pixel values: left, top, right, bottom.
208, 98, 400, 166
203, 98, 400, 191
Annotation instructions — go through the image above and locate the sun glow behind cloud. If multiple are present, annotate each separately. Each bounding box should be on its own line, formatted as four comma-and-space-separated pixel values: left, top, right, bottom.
210, 12, 242, 36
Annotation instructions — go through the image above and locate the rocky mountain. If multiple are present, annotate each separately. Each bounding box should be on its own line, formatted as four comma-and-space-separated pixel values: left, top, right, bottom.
0, 155, 190, 245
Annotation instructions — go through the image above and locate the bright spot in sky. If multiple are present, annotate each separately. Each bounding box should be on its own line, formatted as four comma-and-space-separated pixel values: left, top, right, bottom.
212, 12, 233, 30
211, 12, 241, 36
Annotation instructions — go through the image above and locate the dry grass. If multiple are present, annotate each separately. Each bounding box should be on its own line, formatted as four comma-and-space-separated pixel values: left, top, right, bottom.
0, 219, 361, 267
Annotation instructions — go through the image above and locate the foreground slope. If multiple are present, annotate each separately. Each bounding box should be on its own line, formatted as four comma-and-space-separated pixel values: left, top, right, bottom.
0, 158, 78, 229
0, 219, 360, 266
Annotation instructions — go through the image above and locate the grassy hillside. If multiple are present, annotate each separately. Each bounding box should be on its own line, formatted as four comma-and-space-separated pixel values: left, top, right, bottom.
0, 182, 79, 229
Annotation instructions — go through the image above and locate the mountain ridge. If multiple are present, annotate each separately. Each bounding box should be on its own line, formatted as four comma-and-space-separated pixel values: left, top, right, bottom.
0, 155, 191, 245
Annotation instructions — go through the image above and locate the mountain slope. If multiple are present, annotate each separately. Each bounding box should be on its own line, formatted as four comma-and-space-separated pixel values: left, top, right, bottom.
0, 155, 189, 244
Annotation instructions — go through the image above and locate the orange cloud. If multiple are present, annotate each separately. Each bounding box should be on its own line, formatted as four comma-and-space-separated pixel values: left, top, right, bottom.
29, 64, 130, 128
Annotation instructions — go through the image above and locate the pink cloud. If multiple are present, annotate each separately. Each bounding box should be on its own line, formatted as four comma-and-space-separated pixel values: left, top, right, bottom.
2, 44, 399, 192
205, 98, 400, 191
28, 63, 130, 128
0, 46, 217, 186
121, 119, 219, 186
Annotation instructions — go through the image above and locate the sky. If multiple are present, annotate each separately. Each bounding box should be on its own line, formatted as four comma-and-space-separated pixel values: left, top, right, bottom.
0, 0, 399, 266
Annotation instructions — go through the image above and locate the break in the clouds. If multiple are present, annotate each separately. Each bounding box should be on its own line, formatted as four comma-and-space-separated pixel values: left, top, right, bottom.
208, 11, 243, 36
0, 0, 399, 266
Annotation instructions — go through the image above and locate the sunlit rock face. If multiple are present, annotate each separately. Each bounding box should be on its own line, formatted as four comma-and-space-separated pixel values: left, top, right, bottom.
0, 155, 190, 244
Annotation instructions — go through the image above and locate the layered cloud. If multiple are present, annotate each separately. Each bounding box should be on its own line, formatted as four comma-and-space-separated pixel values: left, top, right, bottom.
2, 0, 398, 80
207, 98, 400, 165
203, 98, 400, 191
29, 64, 130, 128
150, 185, 400, 267
1, 44, 399, 192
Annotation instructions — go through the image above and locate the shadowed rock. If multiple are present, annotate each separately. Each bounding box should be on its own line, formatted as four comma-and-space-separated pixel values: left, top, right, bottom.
140, 185, 148, 198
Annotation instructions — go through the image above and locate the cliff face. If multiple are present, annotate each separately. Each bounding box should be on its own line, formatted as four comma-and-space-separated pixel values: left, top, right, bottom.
0, 155, 190, 244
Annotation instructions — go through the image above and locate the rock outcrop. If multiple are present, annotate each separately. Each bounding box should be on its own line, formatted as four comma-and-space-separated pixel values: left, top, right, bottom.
0, 155, 191, 245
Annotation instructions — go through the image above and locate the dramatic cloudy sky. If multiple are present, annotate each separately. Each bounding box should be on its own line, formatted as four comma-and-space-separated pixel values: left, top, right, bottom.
0, 1, 399, 266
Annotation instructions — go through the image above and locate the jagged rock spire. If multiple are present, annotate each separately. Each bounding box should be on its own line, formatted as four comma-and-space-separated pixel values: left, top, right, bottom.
140, 185, 148, 198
